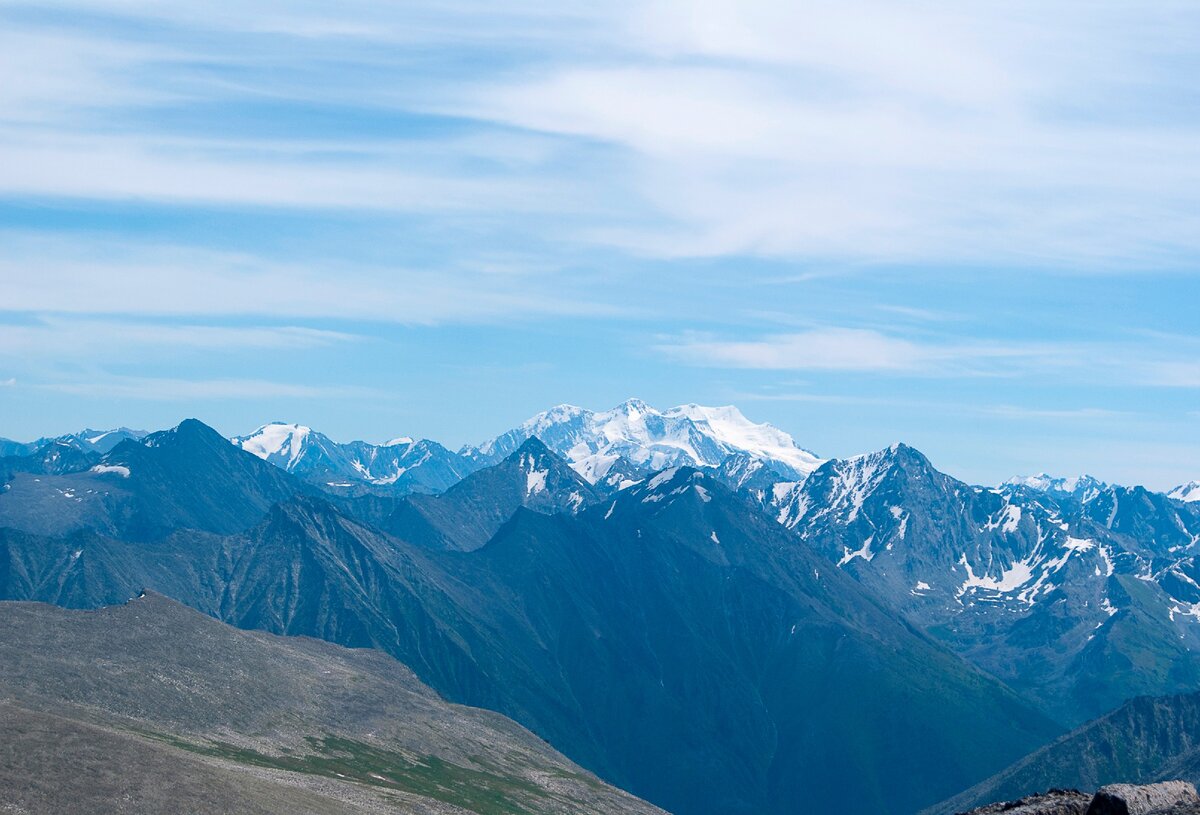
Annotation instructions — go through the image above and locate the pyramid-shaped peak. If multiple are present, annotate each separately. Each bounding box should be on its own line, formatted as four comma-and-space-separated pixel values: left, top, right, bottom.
509, 435, 557, 461
136, 418, 225, 449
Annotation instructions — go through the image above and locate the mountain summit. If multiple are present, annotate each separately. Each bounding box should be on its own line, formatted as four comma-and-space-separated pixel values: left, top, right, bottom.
461, 399, 824, 484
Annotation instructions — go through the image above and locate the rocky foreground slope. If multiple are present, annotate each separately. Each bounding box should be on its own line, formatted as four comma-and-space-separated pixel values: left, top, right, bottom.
960, 781, 1200, 814
0, 592, 665, 815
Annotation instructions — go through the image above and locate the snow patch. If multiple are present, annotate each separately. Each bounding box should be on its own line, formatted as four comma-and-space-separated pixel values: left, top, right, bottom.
90, 464, 130, 478
838, 535, 875, 566
525, 468, 548, 496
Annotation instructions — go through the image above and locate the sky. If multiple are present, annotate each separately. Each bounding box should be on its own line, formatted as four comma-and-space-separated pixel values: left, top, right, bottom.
1, 0, 1199, 489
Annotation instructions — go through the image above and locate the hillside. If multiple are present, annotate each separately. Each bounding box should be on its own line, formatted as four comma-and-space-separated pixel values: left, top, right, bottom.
0, 592, 666, 815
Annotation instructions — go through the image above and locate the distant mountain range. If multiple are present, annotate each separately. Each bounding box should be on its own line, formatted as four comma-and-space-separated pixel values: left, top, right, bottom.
4, 402, 1200, 815
774, 444, 1200, 725
0, 417, 1055, 815
7, 400, 1195, 502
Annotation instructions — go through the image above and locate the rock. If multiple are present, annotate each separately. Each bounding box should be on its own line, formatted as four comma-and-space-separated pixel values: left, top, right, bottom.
961, 789, 1092, 814
1086, 782, 1200, 815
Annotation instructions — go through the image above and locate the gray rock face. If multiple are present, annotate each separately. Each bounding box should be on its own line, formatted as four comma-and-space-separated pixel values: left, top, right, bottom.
958, 783, 1200, 815
964, 789, 1091, 814
1086, 781, 1200, 815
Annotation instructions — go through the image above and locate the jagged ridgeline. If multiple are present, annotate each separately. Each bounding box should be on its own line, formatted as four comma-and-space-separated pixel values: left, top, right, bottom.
3, 405, 1200, 815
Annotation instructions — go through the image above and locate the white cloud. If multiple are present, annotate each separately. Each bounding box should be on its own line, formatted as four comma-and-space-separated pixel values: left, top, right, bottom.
657, 328, 1072, 375
0, 319, 356, 357
659, 326, 1200, 388
0, 236, 618, 324
1142, 362, 1200, 388
39, 377, 377, 401
2, 1, 1199, 267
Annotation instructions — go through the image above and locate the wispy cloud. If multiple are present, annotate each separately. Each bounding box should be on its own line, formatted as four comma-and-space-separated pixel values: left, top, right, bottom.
657, 327, 1076, 376
0, 318, 356, 357
660, 326, 1200, 389
39, 377, 377, 401
1142, 362, 1200, 388
0, 235, 621, 324
732, 390, 1130, 423
2, 1, 1200, 267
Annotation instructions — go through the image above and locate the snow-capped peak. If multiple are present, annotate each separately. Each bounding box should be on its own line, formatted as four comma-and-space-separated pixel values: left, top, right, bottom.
464, 399, 823, 484
1170, 481, 1200, 503
232, 422, 313, 470
1003, 473, 1106, 498
230, 423, 472, 492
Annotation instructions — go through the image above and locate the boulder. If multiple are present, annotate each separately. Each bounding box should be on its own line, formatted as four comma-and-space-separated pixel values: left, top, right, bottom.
1086, 782, 1200, 815
961, 789, 1092, 814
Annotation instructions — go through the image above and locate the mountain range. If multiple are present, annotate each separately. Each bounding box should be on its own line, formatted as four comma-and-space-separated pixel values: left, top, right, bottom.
0, 417, 1056, 815
773, 444, 1200, 725
4, 401, 1200, 815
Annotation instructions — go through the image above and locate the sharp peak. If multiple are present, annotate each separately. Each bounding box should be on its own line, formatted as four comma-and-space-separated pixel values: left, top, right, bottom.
839, 442, 932, 468
507, 435, 563, 461
138, 418, 223, 445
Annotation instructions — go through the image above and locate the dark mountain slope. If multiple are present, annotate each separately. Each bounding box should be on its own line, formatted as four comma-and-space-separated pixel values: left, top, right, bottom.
0, 439, 1057, 815
0, 419, 304, 540
382, 437, 599, 551
432, 468, 1058, 815
0, 440, 97, 482
0, 593, 667, 815
924, 691, 1200, 815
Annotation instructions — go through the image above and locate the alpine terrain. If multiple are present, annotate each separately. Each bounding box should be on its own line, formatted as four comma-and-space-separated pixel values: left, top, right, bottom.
2, 403, 1199, 815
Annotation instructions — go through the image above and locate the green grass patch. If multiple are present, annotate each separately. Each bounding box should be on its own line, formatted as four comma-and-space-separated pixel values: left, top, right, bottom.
158, 733, 555, 815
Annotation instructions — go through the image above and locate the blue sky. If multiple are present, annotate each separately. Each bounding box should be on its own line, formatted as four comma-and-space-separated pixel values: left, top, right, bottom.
1, 0, 1198, 488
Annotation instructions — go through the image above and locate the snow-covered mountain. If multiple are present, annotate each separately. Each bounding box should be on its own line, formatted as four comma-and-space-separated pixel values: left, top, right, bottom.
1003, 473, 1108, 500
0, 428, 147, 458
1171, 481, 1200, 503
774, 443, 1200, 724
462, 399, 823, 485
231, 422, 472, 494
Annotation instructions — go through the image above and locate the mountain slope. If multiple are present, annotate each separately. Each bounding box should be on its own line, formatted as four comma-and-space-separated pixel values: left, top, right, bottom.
428, 468, 1058, 815
383, 437, 600, 551
776, 443, 1200, 724
463, 399, 823, 483
1171, 482, 1200, 503
0, 592, 667, 815
0, 419, 303, 540
924, 691, 1200, 815
0, 458, 1057, 815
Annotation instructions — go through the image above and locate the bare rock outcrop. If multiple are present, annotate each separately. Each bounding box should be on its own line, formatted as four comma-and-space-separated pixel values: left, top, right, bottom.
965, 789, 1091, 814
1086, 781, 1200, 815
962, 782, 1200, 815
